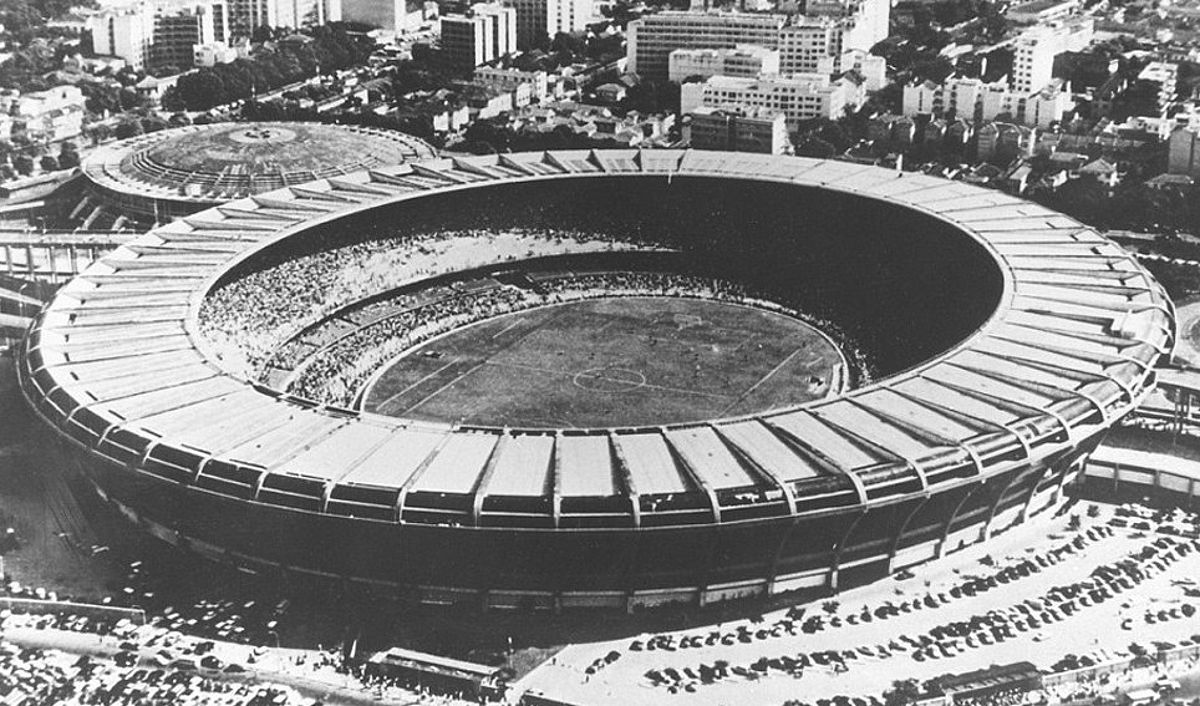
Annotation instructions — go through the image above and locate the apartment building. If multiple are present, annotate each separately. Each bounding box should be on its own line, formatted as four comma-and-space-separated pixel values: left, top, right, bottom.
688, 105, 789, 153
504, 0, 592, 50
668, 45, 779, 83
627, 12, 787, 81
441, 3, 516, 71
682, 72, 855, 129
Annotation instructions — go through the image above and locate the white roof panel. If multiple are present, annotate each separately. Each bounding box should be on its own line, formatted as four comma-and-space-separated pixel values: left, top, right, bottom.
557, 435, 617, 497
340, 427, 447, 489
487, 434, 555, 496
412, 433, 497, 494
614, 433, 690, 495
665, 426, 756, 489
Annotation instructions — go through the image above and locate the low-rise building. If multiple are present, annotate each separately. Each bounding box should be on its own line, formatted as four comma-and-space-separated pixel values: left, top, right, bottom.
1006, 0, 1079, 25
906, 74, 1072, 128
193, 39, 239, 66
977, 121, 1037, 162
5, 85, 86, 143
473, 66, 549, 104
134, 72, 183, 105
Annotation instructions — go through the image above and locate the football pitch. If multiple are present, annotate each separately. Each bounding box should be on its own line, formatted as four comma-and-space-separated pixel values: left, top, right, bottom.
362, 297, 846, 428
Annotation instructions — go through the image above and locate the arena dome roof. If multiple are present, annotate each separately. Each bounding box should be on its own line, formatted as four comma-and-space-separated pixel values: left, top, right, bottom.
80, 122, 436, 222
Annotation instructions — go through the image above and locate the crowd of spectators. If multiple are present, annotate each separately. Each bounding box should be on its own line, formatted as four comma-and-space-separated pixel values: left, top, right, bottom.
288, 283, 541, 406
284, 270, 784, 407
198, 228, 642, 377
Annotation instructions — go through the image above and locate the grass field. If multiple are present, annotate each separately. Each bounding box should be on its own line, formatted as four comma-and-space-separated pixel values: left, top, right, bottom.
361, 297, 846, 428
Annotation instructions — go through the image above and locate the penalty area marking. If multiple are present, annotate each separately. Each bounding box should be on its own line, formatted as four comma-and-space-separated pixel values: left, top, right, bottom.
571, 367, 648, 393
491, 319, 523, 339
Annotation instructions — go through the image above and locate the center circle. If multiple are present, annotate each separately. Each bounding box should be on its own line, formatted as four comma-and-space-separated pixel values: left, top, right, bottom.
572, 367, 647, 392
226, 127, 297, 144
361, 296, 848, 429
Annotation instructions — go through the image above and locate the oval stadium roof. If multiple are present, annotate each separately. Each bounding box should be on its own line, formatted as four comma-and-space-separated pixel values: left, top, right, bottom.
24, 150, 1175, 527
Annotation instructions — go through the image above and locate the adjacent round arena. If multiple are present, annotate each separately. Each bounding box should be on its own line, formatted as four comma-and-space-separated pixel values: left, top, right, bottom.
79, 121, 437, 227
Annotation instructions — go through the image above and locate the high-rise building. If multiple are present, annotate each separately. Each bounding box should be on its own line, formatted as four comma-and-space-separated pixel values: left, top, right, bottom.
505, 0, 592, 50
153, 1, 228, 69
628, 4, 887, 82
440, 3, 515, 71
342, 0, 434, 35
474, 2, 516, 56
1011, 18, 1092, 94
778, 18, 841, 74
627, 12, 787, 82
88, 0, 231, 71
224, 0, 339, 39
88, 4, 155, 69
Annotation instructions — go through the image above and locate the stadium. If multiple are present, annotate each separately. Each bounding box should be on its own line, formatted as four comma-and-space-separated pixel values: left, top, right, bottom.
75, 121, 437, 229
17, 150, 1176, 611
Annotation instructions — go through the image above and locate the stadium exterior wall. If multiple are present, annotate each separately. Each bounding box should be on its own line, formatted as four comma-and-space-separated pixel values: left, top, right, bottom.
30, 389, 1104, 611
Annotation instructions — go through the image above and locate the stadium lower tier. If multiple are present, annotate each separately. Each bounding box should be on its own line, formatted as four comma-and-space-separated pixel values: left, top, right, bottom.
53, 429, 1103, 610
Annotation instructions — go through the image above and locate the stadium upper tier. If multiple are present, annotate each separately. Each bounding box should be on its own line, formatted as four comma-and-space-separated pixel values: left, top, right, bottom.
17, 151, 1177, 605
80, 122, 437, 225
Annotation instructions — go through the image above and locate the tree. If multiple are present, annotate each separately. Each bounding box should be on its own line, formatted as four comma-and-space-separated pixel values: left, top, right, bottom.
463, 119, 514, 153
39, 154, 58, 171
57, 149, 79, 169
251, 25, 277, 44
550, 32, 587, 58
13, 155, 34, 175
85, 123, 112, 145
140, 113, 169, 133
1112, 79, 1163, 120
884, 679, 922, 706
796, 136, 837, 158
114, 117, 144, 139
174, 71, 228, 111
160, 86, 186, 112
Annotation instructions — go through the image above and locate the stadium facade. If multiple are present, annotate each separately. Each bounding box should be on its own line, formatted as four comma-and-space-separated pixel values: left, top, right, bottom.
78, 122, 437, 228
21, 150, 1175, 610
